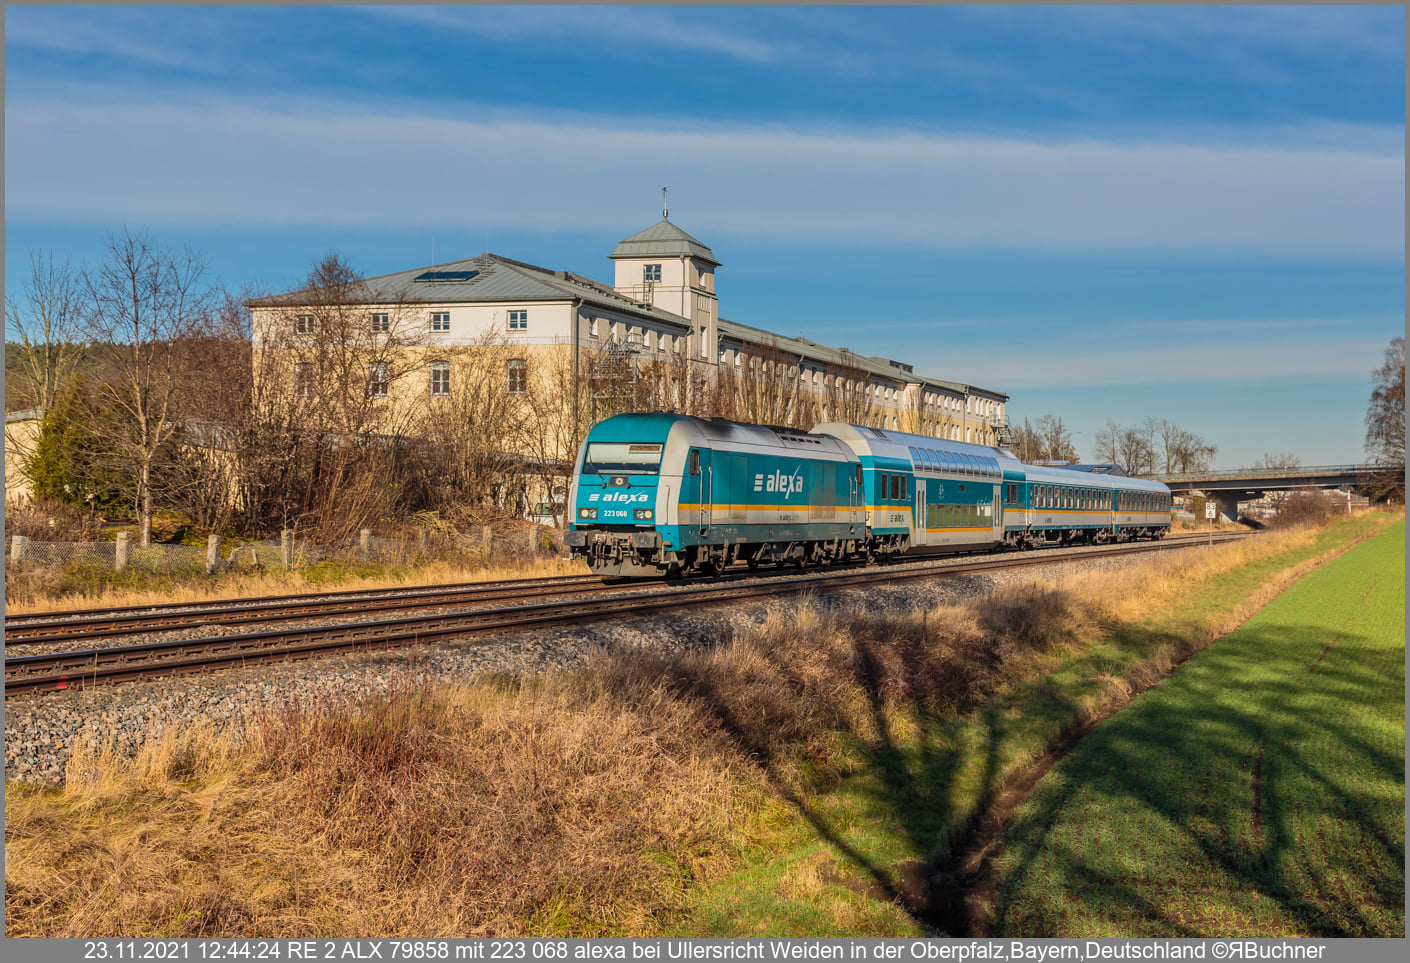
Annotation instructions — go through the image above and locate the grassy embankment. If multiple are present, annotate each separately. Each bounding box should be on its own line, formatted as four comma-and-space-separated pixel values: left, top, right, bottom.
988, 520, 1405, 937
677, 513, 1400, 936
4, 513, 1399, 936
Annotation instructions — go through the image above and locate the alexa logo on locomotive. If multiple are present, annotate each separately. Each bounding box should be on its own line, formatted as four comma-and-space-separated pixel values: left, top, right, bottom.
754, 468, 804, 496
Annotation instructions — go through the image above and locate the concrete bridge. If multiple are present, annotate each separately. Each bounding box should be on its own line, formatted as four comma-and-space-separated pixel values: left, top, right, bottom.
1148, 464, 1383, 520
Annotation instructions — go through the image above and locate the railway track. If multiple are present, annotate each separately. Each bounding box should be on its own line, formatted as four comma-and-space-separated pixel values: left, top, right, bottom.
6, 533, 1249, 695
3, 572, 616, 645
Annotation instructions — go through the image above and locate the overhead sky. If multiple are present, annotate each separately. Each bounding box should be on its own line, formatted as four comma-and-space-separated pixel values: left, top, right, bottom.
5, 5, 1404, 467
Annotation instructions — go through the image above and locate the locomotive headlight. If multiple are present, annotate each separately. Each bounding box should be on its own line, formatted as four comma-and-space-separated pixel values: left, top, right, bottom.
633, 508, 654, 521
578, 507, 597, 520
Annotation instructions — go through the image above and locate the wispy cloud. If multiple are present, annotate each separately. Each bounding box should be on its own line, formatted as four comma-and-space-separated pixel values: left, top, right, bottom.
7, 96, 1400, 256
944, 331, 1395, 390
354, 5, 782, 64
3, 7, 217, 71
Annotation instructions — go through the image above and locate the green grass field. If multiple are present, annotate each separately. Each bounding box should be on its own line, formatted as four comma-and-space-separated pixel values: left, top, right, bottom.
990, 521, 1405, 937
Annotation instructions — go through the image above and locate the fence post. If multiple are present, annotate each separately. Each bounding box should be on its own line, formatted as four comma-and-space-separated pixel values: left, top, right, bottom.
418, 529, 430, 555
115, 532, 130, 571
528, 524, 539, 557
10, 535, 29, 566
206, 534, 221, 574
482, 525, 493, 559
281, 529, 293, 567
359, 528, 371, 564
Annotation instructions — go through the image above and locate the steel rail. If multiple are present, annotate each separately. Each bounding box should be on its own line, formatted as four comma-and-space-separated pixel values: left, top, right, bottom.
3, 573, 621, 644
5, 535, 1247, 695
4, 572, 604, 630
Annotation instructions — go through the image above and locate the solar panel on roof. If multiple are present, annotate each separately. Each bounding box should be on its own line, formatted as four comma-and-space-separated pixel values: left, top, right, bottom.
414, 270, 478, 281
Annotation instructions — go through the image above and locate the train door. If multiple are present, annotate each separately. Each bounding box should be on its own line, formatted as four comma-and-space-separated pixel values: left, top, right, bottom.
688, 448, 712, 536
914, 480, 927, 547
992, 485, 1002, 542
848, 463, 861, 534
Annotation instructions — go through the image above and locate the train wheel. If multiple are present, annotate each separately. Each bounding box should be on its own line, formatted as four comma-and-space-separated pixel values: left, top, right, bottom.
746, 558, 760, 572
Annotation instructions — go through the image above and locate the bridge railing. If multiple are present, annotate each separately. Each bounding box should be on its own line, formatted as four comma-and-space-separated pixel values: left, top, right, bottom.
1148, 464, 1378, 484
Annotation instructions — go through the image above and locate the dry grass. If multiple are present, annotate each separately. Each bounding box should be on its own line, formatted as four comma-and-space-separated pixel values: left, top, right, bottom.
3, 556, 579, 616
6, 515, 1391, 937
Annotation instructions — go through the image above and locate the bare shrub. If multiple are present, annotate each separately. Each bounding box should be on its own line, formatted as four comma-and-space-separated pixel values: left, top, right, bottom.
1271, 491, 1336, 528
3, 494, 104, 541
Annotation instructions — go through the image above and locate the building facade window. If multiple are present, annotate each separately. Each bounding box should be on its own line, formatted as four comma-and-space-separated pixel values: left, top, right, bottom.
296, 314, 314, 334
506, 358, 527, 394
430, 360, 450, 397
431, 312, 450, 332
508, 310, 528, 331
371, 313, 390, 334
294, 362, 312, 399
367, 362, 389, 398
644, 264, 662, 282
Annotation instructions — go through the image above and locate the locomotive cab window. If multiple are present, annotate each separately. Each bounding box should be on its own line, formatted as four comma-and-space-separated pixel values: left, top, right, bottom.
585, 442, 665, 476
687, 450, 701, 476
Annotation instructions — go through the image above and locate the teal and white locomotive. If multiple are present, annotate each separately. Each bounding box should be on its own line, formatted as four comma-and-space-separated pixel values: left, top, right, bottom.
564, 413, 1172, 578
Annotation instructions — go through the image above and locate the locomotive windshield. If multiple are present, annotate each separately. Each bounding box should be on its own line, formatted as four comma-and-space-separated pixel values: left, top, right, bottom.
584, 442, 664, 476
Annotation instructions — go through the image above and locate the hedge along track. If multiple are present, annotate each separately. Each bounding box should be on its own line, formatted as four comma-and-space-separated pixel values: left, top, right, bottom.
5, 534, 1250, 695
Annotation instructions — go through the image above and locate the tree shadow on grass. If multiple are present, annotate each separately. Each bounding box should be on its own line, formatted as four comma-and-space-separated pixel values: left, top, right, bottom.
986, 620, 1404, 937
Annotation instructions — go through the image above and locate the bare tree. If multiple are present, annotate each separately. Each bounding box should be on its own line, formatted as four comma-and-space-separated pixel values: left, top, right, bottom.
1036, 414, 1078, 463
1365, 336, 1405, 501
78, 228, 215, 546
732, 339, 804, 428
1007, 417, 1041, 461
516, 342, 596, 527
1254, 452, 1301, 471
236, 255, 431, 538
1152, 418, 1216, 473
6, 250, 88, 414
825, 349, 877, 426
1093, 419, 1155, 475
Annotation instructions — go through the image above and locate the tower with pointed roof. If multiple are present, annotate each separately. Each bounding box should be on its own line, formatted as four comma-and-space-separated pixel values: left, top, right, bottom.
609, 218, 721, 364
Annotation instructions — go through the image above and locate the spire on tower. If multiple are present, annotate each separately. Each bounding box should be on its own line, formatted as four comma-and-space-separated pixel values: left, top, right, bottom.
662, 185, 669, 220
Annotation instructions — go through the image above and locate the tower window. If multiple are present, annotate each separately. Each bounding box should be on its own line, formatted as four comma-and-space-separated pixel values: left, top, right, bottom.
644, 264, 661, 282
508, 310, 528, 331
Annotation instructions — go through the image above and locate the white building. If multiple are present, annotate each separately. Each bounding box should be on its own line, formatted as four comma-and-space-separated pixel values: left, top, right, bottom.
249, 217, 1009, 443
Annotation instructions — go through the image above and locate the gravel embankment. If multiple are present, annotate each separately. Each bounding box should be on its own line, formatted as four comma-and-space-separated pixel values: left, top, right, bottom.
6, 552, 1143, 785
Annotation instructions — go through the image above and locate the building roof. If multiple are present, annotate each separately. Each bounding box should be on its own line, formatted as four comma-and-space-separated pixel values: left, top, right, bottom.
716, 316, 1007, 401
248, 252, 693, 331
608, 219, 721, 266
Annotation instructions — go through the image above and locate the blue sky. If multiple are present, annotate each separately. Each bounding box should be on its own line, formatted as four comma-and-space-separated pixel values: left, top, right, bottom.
5, 5, 1404, 467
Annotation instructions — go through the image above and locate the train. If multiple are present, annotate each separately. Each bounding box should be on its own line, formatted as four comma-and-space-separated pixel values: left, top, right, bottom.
563, 413, 1172, 578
